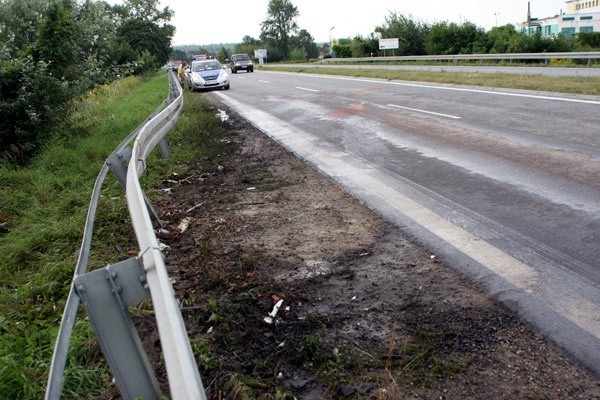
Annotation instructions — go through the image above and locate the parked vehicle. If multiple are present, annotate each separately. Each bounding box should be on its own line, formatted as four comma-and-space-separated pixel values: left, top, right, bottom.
229, 53, 254, 73
186, 59, 230, 91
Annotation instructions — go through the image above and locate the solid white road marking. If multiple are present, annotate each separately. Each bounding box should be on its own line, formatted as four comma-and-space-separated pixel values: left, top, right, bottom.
387, 103, 462, 119
215, 91, 600, 342
258, 80, 271, 83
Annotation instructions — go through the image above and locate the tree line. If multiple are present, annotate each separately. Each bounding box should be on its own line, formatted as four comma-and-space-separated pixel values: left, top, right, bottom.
333, 13, 600, 58
172, 0, 600, 64
0, 0, 174, 164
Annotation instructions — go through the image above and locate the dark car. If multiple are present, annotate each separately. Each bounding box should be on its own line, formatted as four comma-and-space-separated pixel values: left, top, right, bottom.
229, 53, 254, 73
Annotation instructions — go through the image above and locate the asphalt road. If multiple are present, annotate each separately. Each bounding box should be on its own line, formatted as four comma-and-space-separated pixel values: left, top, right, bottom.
268, 63, 600, 77
212, 70, 600, 375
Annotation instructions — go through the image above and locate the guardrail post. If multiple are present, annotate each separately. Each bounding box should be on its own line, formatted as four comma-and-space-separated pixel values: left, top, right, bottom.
106, 148, 163, 227
106, 147, 133, 189
158, 138, 170, 158
74, 258, 162, 400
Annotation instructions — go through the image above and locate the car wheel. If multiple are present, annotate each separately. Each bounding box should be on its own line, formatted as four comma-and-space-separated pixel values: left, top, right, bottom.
249, 68, 253, 72
224, 84, 230, 90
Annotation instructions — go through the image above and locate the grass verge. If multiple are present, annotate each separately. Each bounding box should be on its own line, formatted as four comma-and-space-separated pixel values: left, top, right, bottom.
0, 71, 225, 399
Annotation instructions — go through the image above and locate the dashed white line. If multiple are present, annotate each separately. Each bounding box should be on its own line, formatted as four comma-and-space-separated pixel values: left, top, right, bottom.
259, 80, 271, 83
387, 104, 462, 119
296, 86, 319, 92
266, 70, 600, 105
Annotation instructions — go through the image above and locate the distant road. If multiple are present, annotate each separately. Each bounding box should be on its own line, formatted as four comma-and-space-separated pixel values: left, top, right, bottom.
215, 70, 600, 376
265, 63, 600, 77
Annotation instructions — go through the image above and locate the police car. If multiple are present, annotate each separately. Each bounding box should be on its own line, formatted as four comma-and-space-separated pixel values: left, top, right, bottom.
187, 59, 230, 91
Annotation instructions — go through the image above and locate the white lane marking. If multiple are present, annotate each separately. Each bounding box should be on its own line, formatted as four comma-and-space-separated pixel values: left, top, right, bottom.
215, 91, 600, 342
296, 86, 319, 92
265, 70, 600, 105
259, 80, 271, 83
387, 103, 462, 119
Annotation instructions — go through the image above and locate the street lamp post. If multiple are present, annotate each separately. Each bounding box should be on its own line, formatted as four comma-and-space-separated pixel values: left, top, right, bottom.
494, 12, 500, 27
329, 26, 335, 57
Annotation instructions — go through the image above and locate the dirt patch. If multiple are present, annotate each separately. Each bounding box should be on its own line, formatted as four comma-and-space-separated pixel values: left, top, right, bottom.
137, 96, 600, 399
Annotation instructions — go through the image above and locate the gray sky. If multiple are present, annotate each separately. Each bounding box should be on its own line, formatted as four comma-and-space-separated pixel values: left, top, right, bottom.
119, 0, 568, 45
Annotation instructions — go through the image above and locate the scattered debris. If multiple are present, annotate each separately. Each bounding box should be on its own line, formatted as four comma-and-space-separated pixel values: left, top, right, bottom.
264, 299, 284, 324
186, 203, 204, 213
177, 217, 192, 233
217, 109, 229, 122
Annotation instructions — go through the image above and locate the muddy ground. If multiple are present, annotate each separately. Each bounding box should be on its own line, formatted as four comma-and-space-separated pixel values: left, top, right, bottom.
134, 96, 600, 399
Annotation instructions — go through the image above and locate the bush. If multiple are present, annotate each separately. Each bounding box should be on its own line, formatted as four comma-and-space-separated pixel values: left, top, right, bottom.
0, 56, 71, 164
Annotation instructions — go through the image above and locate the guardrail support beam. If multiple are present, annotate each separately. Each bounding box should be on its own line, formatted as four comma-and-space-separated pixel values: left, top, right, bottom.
107, 148, 163, 227
74, 258, 161, 400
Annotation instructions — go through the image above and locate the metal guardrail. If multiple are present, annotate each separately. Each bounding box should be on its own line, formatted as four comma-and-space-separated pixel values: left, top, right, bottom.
45, 71, 206, 400
317, 51, 600, 65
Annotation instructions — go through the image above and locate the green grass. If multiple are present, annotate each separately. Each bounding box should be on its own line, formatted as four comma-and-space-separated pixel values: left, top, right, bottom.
260, 66, 600, 96
0, 71, 226, 399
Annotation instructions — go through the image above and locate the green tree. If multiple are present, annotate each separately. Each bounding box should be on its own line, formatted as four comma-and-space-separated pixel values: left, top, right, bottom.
427, 21, 486, 55
117, 19, 174, 69
170, 49, 188, 61
216, 46, 231, 62
234, 36, 262, 58
375, 12, 429, 55
0, 0, 48, 58
485, 24, 521, 53
577, 32, 600, 48
332, 38, 352, 58
260, 0, 299, 60
115, 0, 175, 70
75, 0, 120, 85
290, 29, 318, 60
36, 0, 80, 83
350, 34, 379, 57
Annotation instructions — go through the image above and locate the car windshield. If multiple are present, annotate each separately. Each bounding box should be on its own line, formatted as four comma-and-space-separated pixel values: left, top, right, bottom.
233, 54, 249, 61
192, 61, 221, 72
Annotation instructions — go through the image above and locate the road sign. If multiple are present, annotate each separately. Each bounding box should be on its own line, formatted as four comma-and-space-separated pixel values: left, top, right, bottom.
379, 38, 399, 50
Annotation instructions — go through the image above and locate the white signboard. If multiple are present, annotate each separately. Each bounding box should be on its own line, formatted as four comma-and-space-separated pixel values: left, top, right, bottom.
254, 49, 267, 59
379, 38, 399, 50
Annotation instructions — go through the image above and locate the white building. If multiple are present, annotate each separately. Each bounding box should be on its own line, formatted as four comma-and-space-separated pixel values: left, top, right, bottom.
520, 0, 600, 37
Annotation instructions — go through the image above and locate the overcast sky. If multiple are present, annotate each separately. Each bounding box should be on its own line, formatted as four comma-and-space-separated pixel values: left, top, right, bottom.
117, 0, 568, 45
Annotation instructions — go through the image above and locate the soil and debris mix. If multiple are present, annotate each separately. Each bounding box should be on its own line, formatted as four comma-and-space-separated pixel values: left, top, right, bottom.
133, 96, 600, 399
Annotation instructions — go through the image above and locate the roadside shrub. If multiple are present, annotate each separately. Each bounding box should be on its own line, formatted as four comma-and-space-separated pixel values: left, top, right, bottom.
0, 56, 70, 164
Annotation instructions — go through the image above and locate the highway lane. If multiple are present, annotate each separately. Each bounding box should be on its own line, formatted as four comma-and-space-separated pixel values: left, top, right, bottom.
268, 63, 600, 77
211, 70, 600, 375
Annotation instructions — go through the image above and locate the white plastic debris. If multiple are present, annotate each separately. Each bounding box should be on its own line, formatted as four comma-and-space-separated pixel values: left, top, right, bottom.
217, 109, 229, 122
177, 217, 192, 233
264, 299, 284, 324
